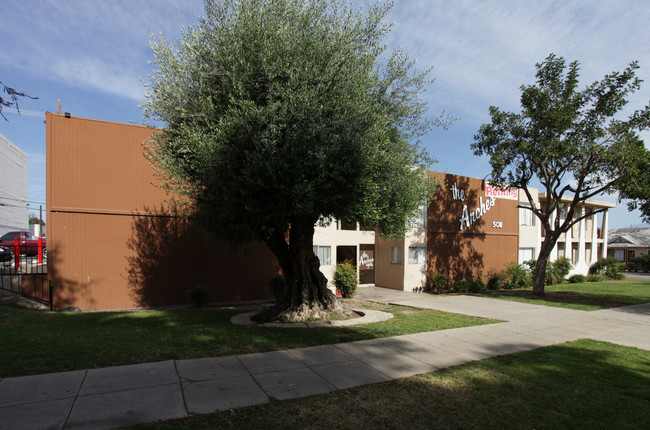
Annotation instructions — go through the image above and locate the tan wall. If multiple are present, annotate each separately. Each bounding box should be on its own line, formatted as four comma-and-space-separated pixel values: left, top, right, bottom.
47, 113, 277, 310
374, 237, 405, 290
428, 173, 519, 282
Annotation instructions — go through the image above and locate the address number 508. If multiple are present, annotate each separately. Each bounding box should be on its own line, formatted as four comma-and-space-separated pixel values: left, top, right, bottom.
492, 221, 503, 228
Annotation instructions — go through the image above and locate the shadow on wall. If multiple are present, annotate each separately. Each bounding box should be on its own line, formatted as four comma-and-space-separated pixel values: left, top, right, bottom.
48, 246, 98, 310
126, 205, 277, 308
428, 174, 486, 282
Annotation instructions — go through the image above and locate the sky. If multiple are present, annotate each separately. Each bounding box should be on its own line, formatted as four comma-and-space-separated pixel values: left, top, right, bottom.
1, 0, 649, 229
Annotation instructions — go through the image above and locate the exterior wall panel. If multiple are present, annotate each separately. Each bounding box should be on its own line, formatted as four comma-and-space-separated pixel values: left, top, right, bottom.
47, 113, 276, 310
428, 173, 519, 281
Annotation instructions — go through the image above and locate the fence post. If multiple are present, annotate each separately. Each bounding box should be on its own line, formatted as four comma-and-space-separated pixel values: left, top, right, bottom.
14, 237, 20, 270
38, 237, 43, 264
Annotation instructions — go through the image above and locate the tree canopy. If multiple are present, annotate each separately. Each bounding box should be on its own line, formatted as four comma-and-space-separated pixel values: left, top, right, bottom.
142, 0, 442, 320
473, 54, 650, 294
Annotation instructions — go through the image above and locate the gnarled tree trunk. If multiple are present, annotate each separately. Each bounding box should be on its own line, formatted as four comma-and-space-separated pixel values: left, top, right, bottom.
254, 216, 344, 323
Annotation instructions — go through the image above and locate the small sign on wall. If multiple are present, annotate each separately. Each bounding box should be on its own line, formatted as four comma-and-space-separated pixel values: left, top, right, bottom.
485, 182, 519, 200
359, 250, 374, 270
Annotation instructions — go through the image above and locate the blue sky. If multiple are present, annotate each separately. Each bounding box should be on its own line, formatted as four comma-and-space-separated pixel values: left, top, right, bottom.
1, 0, 649, 228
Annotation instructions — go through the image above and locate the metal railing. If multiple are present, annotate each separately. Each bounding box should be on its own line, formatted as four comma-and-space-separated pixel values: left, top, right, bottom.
0, 245, 53, 310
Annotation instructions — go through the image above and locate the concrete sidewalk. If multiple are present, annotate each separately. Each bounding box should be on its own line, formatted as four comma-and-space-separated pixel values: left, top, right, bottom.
1, 288, 649, 430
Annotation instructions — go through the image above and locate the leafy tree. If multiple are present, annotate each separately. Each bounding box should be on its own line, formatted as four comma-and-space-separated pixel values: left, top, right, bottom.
142, 0, 442, 321
473, 54, 650, 295
1, 81, 37, 121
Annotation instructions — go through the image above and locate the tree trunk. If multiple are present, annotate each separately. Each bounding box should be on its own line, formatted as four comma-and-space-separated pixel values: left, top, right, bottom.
532, 234, 560, 296
254, 216, 344, 323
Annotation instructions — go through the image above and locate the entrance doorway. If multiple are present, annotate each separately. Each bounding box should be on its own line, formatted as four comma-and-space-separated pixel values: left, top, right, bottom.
359, 244, 375, 284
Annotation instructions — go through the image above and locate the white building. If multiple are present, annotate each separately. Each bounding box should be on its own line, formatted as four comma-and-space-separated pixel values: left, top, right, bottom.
0, 132, 28, 236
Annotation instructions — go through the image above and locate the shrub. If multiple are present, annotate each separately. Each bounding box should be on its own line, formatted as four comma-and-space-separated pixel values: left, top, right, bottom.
334, 261, 358, 298
499, 262, 532, 289
426, 272, 451, 293
187, 284, 211, 308
552, 257, 572, 280
568, 274, 586, 284
486, 270, 502, 290
589, 257, 626, 280
451, 279, 486, 293
268, 275, 286, 301
586, 274, 608, 282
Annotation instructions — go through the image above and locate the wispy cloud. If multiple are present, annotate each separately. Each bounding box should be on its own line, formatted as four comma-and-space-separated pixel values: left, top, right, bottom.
1, 0, 204, 101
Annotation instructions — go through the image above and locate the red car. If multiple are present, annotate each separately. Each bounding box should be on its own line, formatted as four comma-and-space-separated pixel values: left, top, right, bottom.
0, 231, 46, 257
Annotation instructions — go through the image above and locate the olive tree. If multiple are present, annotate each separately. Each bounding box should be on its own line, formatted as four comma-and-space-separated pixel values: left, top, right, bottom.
143, 0, 442, 321
473, 54, 650, 295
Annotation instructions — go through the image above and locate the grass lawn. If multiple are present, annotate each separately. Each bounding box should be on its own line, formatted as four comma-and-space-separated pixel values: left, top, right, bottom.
0, 299, 494, 378
479, 278, 650, 311
130, 339, 650, 430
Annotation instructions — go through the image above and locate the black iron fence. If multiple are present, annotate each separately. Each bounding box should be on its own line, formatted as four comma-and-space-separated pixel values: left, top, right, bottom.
0, 245, 53, 310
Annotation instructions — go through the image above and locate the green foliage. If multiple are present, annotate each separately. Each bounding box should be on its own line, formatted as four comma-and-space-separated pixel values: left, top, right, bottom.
486, 270, 502, 290
568, 274, 587, 284
586, 274, 608, 282
524, 258, 571, 285
143, 0, 445, 244
589, 257, 626, 280
628, 254, 650, 272
472, 54, 650, 294
187, 284, 212, 308
451, 279, 486, 293
499, 262, 533, 289
425, 272, 451, 293
334, 261, 358, 298
552, 257, 572, 279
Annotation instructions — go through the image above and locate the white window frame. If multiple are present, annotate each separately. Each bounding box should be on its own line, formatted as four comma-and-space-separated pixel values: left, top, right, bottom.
390, 247, 402, 265
613, 249, 625, 262
408, 246, 426, 264
518, 247, 535, 265
519, 203, 535, 226
312, 245, 331, 266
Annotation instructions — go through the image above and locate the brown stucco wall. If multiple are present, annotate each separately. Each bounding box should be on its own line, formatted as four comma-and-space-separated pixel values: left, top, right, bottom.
428, 173, 519, 281
46, 113, 277, 310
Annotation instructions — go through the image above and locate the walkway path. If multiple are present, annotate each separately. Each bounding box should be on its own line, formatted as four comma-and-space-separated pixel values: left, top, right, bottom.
1, 287, 648, 430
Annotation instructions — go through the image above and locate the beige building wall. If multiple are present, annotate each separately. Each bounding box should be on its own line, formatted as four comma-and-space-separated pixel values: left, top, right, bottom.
518, 187, 541, 264
312, 220, 375, 291
374, 236, 406, 290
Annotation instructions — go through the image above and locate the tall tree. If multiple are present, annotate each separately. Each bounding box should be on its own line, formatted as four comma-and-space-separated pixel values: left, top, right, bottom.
142, 0, 443, 321
1, 81, 37, 121
473, 54, 650, 295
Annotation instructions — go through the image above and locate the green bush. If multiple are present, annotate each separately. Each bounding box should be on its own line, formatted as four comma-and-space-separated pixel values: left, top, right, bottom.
499, 262, 532, 289
426, 272, 451, 293
486, 270, 502, 290
451, 279, 486, 293
552, 257, 572, 279
568, 274, 586, 283
629, 254, 650, 272
589, 257, 626, 280
187, 284, 211, 308
334, 261, 358, 298
586, 274, 608, 282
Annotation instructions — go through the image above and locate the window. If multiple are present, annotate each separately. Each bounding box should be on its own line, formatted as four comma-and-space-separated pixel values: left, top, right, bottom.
409, 203, 428, 229
312, 245, 331, 266
519, 203, 534, 226
339, 220, 357, 230
613, 250, 625, 261
408, 246, 426, 264
390, 247, 402, 264
518, 247, 535, 264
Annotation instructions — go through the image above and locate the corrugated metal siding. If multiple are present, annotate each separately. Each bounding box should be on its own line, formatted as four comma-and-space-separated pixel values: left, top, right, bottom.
47, 113, 277, 310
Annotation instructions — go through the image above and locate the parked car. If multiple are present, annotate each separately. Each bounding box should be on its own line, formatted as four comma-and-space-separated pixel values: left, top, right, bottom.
0, 231, 46, 257
0, 245, 14, 266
